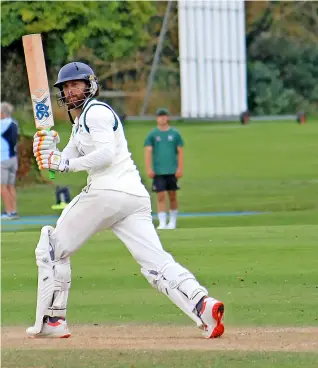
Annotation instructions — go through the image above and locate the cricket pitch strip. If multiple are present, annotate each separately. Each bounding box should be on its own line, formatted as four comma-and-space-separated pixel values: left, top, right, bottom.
2, 325, 318, 352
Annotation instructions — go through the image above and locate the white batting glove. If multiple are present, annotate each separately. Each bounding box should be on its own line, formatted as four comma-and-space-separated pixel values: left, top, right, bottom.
35, 149, 70, 173
33, 130, 60, 156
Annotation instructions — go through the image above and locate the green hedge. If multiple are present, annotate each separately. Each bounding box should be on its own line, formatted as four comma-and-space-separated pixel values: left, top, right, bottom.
247, 36, 318, 115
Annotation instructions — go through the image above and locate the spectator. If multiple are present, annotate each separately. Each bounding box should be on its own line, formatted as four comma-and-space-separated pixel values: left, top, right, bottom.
1, 102, 19, 219
144, 108, 184, 229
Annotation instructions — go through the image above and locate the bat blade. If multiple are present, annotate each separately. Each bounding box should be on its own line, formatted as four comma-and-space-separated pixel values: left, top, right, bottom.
22, 34, 55, 130
23, 33, 56, 179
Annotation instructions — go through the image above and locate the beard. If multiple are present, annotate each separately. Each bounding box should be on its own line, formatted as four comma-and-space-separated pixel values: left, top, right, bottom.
65, 92, 88, 110
56, 85, 92, 111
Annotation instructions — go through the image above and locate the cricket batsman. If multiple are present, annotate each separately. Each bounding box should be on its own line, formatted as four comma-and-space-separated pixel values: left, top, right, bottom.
27, 62, 225, 339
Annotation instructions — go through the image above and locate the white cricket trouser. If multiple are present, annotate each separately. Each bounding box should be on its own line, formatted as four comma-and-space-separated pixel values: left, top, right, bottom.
50, 188, 175, 270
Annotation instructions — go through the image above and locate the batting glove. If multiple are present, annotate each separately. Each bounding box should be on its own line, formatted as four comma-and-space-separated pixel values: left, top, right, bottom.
33, 130, 60, 156
35, 149, 70, 173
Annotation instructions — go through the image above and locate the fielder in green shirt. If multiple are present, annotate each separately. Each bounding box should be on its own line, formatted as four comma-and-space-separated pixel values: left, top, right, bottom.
144, 108, 184, 230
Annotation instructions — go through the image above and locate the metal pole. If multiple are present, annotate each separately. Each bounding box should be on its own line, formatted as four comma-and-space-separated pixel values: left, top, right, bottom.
140, 1, 173, 116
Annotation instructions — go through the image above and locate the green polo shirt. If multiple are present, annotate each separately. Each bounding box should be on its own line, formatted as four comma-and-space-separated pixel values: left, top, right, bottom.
144, 127, 184, 175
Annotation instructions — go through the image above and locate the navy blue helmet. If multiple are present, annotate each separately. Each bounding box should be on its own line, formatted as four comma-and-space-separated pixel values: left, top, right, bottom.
54, 62, 98, 90
54, 62, 98, 112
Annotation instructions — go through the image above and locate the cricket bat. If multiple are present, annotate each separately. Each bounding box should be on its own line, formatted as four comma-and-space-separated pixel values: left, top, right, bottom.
22, 33, 55, 179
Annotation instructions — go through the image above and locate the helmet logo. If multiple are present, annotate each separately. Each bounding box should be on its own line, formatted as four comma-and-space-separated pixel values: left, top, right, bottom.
89, 75, 98, 95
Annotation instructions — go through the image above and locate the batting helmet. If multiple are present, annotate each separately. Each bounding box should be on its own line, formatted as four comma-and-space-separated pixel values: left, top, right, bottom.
54, 62, 98, 90
54, 62, 98, 112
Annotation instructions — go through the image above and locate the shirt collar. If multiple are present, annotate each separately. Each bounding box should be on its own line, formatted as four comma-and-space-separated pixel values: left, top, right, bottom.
82, 97, 95, 110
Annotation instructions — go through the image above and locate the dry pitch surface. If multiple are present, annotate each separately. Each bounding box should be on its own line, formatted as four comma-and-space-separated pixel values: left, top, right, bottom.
2, 325, 318, 352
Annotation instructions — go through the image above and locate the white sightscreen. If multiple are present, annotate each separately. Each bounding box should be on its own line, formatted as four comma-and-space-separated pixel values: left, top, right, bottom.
178, 0, 247, 118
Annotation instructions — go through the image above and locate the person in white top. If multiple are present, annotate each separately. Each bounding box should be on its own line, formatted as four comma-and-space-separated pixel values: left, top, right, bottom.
27, 62, 225, 339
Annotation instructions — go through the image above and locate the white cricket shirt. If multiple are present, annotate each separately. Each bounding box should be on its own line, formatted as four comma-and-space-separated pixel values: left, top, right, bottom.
62, 98, 149, 197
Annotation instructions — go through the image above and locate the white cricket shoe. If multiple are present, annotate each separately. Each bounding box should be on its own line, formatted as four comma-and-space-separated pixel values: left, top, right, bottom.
165, 222, 176, 229
157, 224, 166, 230
26, 317, 71, 338
198, 297, 225, 338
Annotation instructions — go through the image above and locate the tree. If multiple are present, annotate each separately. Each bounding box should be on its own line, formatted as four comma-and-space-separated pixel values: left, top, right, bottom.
246, 1, 318, 114
1, 1, 156, 105
246, 1, 318, 50
1, 1, 155, 60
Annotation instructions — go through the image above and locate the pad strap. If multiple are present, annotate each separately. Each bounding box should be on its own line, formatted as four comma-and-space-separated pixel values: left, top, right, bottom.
141, 263, 208, 327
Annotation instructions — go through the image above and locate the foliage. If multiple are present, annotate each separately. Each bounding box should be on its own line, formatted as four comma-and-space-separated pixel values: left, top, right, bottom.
0, 51, 30, 107
1, 1, 318, 114
1, 1, 155, 62
245, 1, 318, 114
17, 134, 45, 185
246, 1, 318, 47
1, 1, 156, 106
248, 36, 318, 114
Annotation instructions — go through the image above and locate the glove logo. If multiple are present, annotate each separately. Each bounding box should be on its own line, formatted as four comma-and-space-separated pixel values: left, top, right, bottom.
52, 155, 60, 164
36, 103, 50, 120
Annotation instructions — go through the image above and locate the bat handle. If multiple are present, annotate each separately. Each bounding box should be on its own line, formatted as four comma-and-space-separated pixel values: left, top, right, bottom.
45, 128, 55, 180
49, 170, 56, 179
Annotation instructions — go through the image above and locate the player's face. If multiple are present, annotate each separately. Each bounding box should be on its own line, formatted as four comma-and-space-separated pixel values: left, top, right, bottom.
156, 115, 169, 126
62, 80, 89, 109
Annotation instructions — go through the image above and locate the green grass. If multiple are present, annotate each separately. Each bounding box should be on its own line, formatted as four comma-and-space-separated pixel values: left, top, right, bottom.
3, 208, 318, 231
2, 350, 318, 368
2, 209, 318, 235
2, 225, 318, 326
128, 120, 318, 213
12, 120, 318, 216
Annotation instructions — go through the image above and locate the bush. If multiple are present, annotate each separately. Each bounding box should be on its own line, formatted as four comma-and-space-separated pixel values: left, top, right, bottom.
1, 52, 30, 108
247, 36, 318, 115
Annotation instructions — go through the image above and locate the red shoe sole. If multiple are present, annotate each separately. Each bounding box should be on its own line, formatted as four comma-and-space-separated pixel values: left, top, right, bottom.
210, 302, 225, 338
60, 333, 71, 338
33, 333, 71, 339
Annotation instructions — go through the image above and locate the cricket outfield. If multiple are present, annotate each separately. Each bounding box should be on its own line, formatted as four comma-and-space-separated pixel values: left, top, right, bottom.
2, 120, 318, 367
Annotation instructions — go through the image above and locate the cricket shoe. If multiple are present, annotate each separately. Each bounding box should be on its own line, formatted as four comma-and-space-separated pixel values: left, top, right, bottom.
157, 224, 166, 230
1, 212, 9, 220
1, 212, 19, 220
8, 212, 20, 219
165, 222, 176, 230
26, 317, 71, 338
198, 297, 224, 338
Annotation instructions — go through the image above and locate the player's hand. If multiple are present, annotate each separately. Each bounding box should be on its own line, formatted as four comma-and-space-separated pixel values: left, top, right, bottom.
146, 169, 155, 178
175, 168, 183, 178
35, 149, 69, 173
33, 130, 60, 155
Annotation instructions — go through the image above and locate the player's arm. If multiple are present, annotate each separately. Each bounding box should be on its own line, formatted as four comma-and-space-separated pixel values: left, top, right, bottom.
175, 132, 184, 178
34, 106, 115, 172
144, 133, 155, 178
67, 106, 115, 172
176, 146, 184, 178
62, 133, 80, 159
